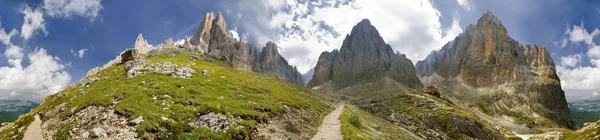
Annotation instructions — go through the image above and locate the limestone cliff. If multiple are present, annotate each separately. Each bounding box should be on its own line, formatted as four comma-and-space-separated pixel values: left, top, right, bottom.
190, 12, 304, 84
415, 11, 574, 129
308, 19, 421, 89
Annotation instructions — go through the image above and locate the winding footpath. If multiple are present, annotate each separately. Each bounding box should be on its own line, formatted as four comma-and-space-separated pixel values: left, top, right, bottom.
311, 103, 345, 140
23, 115, 45, 140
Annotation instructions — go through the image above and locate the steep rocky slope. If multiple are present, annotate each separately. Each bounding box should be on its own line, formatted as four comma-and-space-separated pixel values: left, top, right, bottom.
415, 11, 575, 129
308, 19, 510, 140
191, 12, 304, 84
308, 19, 422, 89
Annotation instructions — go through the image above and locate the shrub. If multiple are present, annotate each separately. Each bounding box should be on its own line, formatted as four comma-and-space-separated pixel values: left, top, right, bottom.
285, 121, 300, 133
349, 116, 362, 129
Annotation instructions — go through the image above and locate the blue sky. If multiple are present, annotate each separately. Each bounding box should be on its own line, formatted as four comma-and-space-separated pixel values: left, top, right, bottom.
1, 0, 600, 102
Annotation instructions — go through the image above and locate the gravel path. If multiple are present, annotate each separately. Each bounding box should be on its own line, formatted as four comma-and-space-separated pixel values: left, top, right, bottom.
311, 103, 345, 140
23, 115, 45, 140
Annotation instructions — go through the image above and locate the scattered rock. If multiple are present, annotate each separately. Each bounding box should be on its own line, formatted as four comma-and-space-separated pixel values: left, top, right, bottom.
91, 127, 107, 138
130, 116, 144, 125
79, 77, 99, 87
201, 70, 208, 76
120, 49, 138, 64
188, 112, 241, 133
423, 86, 441, 98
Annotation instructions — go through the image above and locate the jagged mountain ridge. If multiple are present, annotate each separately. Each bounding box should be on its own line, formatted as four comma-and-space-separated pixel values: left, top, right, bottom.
190, 12, 304, 84
415, 11, 575, 129
308, 19, 422, 89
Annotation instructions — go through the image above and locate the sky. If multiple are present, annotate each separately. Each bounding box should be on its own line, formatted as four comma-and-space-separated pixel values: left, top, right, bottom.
1, 0, 600, 102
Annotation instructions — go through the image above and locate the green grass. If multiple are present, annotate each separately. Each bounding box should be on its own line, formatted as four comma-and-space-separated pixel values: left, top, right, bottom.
0, 114, 34, 140
24, 50, 333, 139
339, 105, 421, 140
562, 120, 600, 140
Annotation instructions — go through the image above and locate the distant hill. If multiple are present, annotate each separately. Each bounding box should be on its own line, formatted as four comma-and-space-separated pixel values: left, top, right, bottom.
568, 99, 600, 127
0, 100, 38, 123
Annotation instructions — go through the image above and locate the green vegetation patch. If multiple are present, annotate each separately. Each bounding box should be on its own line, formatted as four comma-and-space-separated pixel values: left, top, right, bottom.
0, 114, 34, 140
339, 105, 421, 140
33, 50, 333, 139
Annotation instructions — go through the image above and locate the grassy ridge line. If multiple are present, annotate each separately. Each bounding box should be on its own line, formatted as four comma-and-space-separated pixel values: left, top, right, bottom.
6, 50, 333, 139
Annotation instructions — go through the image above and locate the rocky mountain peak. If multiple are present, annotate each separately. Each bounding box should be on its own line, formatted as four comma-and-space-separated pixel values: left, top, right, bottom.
261, 41, 279, 62
134, 33, 152, 54
190, 12, 215, 46
213, 12, 228, 35
308, 19, 422, 89
346, 19, 386, 47
187, 12, 304, 85
415, 11, 575, 129
473, 10, 508, 38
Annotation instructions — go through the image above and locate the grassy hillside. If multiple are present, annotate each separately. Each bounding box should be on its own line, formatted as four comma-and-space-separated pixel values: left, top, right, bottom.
339, 105, 422, 140
0, 49, 334, 139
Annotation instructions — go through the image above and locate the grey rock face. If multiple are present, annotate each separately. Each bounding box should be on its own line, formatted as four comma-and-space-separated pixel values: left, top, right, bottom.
134, 33, 153, 54
252, 42, 304, 84
308, 19, 422, 89
415, 11, 574, 129
190, 12, 304, 84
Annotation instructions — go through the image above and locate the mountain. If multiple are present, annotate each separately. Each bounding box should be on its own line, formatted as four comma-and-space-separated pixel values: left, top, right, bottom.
308, 19, 422, 89
0, 13, 330, 140
308, 19, 509, 140
0, 100, 37, 123
568, 99, 600, 127
190, 12, 304, 84
302, 68, 314, 85
415, 11, 575, 129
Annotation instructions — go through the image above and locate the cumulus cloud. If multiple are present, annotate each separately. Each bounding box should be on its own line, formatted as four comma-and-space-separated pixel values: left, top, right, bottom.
560, 54, 582, 68
0, 45, 71, 102
557, 24, 600, 100
43, 0, 103, 20
561, 23, 600, 48
0, 24, 18, 45
232, 0, 462, 73
20, 6, 47, 40
457, 0, 472, 11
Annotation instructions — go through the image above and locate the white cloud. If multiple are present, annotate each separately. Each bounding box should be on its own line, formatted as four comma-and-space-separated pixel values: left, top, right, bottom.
561, 23, 600, 48
237, 0, 461, 74
264, 0, 285, 10
229, 28, 240, 41
594, 90, 600, 97
0, 46, 71, 102
557, 24, 600, 100
20, 6, 47, 40
560, 54, 582, 68
0, 24, 18, 45
457, 0, 472, 11
43, 0, 103, 20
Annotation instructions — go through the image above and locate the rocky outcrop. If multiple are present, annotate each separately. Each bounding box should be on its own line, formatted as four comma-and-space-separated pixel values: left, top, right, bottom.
308, 19, 422, 89
189, 12, 304, 84
252, 42, 304, 84
134, 33, 153, 54
415, 11, 574, 129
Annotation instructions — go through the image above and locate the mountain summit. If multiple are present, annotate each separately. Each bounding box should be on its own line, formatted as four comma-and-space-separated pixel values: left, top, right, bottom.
308, 19, 421, 89
190, 12, 304, 84
416, 11, 575, 129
